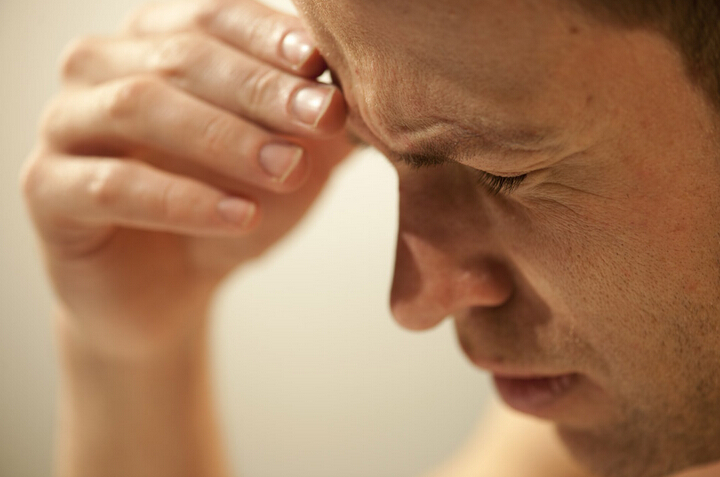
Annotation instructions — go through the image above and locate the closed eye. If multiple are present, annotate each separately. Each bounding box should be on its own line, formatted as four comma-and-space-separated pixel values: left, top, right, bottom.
395, 151, 528, 196
472, 170, 528, 195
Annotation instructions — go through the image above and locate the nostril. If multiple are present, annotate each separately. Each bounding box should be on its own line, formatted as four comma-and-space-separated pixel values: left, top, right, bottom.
390, 283, 454, 331
390, 232, 516, 331
463, 258, 516, 307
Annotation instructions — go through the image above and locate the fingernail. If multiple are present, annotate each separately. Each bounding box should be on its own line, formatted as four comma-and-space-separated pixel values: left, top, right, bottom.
217, 198, 256, 227
290, 85, 333, 128
281, 31, 316, 69
259, 143, 304, 183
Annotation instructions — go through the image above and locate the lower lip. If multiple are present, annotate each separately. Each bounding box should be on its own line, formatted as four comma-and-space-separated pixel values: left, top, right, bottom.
493, 373, 580, 415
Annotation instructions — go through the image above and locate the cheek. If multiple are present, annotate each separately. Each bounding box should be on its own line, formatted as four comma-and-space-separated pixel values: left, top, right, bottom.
503, 161, 720, 394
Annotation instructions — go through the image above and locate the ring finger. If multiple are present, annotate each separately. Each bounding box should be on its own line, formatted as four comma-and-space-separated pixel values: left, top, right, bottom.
42, 75, 312, 191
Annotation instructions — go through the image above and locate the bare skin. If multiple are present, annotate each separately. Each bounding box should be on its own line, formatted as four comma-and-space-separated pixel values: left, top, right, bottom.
20, 0, 720, 476
22, 1, 353, 475
292, 0, 720, 476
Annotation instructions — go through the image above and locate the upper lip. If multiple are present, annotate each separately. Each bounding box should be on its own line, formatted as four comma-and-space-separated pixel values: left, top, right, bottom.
462, 349, 573, 380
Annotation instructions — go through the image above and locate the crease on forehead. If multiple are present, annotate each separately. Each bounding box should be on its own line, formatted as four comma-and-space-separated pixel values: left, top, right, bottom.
295, 0, 579, 149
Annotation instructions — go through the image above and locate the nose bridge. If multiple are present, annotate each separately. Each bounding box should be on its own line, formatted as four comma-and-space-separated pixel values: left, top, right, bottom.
390, 173, 515, 330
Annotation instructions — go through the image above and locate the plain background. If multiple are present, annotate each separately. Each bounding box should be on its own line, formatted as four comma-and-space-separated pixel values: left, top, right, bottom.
0, 0, 494, 476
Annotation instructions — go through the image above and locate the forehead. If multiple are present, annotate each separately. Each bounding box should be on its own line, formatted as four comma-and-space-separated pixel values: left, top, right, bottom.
293, 0, 601, 153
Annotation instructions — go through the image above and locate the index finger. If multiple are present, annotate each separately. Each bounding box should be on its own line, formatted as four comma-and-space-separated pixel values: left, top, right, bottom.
122, 0, 326, 77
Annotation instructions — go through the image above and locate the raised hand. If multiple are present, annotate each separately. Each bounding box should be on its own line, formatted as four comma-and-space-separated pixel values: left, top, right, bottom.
21, 0, 356, 358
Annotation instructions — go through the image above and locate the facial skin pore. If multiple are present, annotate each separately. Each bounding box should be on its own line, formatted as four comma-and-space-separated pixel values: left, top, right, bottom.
291, 1, 720, 476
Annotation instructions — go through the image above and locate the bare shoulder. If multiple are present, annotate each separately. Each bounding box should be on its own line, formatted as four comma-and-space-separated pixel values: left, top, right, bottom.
422, 400, 596, 477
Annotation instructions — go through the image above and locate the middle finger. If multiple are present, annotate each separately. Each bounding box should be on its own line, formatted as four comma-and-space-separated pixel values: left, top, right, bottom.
60, 33, 346, 136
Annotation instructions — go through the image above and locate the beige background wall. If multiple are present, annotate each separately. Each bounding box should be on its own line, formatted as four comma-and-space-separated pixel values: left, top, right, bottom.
0, 0, 493, 476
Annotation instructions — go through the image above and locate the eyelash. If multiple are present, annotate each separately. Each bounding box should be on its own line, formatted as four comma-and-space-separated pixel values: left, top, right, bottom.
400, 156, 528, 195
472, 170, 528, 195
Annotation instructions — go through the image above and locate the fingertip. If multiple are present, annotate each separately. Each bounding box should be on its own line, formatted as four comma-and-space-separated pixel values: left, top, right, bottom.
280, 148, 312, 190
313, 86, 347, 134
240, 201, 262, 231
281, 30, 327, 78
258, 142, 312, 191
298, 49, 328, 78
216, 197, 258, 230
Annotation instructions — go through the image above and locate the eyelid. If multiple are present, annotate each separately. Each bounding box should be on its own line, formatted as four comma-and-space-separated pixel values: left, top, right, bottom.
472, 170, 528, 195
401, 158, 529, 195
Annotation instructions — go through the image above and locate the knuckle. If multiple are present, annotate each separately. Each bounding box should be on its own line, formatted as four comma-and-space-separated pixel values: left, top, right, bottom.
242, 66, 281, 112
150, 33, 208, 79
58, 36, 99, 80
105, 77, 160, 120
199, 113, 237, 159
244, 3, 289, 44
244, 11, 283, 53
86, 161, 129, 208
155, 179, 186, 224
191, 0, 228, 31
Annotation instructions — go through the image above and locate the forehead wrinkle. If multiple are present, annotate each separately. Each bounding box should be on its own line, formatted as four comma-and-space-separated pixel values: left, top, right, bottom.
345, 62, 562, 156
393, 127, 559, 171
395, 122, 559, 161
295, 0, 576, 163
346, 100, 562, 172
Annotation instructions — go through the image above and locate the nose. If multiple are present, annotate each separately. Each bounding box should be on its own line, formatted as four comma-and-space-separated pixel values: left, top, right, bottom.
390, 233, 515, 330
389, 174, 515, 331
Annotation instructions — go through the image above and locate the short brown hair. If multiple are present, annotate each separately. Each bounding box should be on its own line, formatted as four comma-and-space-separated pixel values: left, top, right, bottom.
574, 0, 720, 113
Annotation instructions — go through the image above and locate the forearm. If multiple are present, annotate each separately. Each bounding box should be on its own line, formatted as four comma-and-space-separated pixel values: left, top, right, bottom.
53, 311, 231, 477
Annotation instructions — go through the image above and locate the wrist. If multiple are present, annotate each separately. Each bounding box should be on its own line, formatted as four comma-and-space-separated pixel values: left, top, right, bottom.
54, 309, 230, 477
52, 283, 216, 363
54, 306, 213, 421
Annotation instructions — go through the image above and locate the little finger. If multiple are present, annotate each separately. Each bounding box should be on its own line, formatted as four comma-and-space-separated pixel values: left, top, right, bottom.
24, 155, 259, 237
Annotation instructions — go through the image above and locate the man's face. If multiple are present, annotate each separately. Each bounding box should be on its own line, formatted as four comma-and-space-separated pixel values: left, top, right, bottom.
293, 0, 720, 475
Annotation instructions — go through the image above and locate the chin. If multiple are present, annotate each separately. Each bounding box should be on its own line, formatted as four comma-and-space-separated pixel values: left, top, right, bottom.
556, 424, 720, 477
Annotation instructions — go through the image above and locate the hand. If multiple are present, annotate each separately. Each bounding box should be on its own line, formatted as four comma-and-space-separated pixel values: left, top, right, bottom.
21, 0, 356, 358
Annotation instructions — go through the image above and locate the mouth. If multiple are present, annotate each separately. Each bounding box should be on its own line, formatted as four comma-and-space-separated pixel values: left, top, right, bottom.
458, 341, 585, 417
492, 372, 581, 416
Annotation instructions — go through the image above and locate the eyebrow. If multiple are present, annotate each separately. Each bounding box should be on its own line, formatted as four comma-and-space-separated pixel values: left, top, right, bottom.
396, 126, 553, 169
345, 122, 554, 168
397, 129, 472, 169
